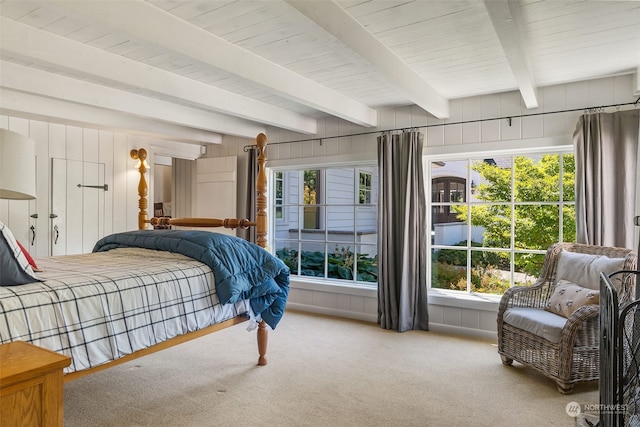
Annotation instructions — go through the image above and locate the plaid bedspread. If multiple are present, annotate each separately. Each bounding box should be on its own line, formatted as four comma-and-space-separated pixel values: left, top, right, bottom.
0, 248, 251, 373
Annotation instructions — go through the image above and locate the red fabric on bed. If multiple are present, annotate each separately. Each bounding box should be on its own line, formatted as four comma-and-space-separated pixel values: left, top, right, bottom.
16, 240, 38, 271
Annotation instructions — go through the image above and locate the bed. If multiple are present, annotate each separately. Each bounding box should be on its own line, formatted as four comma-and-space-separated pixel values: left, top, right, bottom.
0, 133, 288, 422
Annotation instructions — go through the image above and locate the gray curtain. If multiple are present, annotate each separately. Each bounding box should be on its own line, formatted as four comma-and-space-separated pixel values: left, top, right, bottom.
377, 131, 429, 332
574, 109, 639, 248
242, 148, 257, 243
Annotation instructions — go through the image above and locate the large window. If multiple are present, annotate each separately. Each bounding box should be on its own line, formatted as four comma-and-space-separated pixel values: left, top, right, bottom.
429, 152, 575, 295
272, 166, 378, 284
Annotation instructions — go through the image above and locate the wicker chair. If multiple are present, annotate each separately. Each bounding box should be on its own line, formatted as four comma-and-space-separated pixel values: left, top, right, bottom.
497, 243, 637, 394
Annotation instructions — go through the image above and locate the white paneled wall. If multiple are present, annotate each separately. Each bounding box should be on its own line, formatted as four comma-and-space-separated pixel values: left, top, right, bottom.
207, 75, 638, 340
0, 116, 173, 255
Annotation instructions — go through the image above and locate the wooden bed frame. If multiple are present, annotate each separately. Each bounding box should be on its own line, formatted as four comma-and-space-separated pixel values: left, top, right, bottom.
65, 132, 271, 381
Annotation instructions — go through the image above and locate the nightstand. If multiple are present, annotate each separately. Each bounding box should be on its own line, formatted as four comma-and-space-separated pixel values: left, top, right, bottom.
0, 341, 71, 427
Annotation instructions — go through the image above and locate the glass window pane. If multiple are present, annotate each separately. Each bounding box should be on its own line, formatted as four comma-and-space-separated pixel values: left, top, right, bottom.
563, 205, 576, 243
325, 167, 354, 205
359, 171, 372, 204
356, 206, 377, 239
275, 172, 283, 198
300, 243, 326, 278
303, 204, 323, 230
471, 250, 510, 294
304, 170, 319, 205
514, 252, 545, 286
432, 204, 469, 246
327, 205, 355, 236
471, 204, 511, 249
471, 157, 511, 202
275, 205, 299, 239
514, 205, 560, 250
515, 154, 560, 202
356, 245, 377, 283
562, 153, 575, 202
431, 248, 467, 291
275, 241, 299, 276
328, 244, 354, 281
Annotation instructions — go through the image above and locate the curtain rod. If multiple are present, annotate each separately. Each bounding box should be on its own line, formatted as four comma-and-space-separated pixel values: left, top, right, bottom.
244, 97, 640, 151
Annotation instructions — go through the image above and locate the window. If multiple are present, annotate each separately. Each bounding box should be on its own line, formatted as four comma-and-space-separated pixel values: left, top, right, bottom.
274, 171, 284, 219
303, 169, 321, 229
429, 152, 575, 295
432, 177, 466, 223
359, 171, 372, 204
272, 166, 378, 284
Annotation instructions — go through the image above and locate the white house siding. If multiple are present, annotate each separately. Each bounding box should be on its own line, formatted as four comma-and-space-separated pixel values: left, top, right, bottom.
207, 74, 638, 340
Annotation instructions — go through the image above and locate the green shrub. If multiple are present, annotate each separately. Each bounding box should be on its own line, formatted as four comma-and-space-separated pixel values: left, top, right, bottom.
276, 246, 378, 283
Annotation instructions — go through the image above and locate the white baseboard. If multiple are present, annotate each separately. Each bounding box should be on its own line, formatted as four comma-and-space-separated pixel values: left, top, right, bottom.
428, 323, 497, 343
286, 302, 498, 342
286, 302, 377, 323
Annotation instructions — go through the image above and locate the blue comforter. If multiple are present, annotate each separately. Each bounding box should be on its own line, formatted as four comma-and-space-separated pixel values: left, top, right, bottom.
93, 230, 289, 329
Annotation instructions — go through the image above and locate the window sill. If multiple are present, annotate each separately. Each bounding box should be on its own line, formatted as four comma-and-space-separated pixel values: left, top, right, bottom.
289, 278, 501, 311
290, 277, 376, 297
427, 289, 500, 312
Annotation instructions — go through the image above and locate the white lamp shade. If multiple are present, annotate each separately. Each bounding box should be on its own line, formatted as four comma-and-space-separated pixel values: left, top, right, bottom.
0, 129, 37, 200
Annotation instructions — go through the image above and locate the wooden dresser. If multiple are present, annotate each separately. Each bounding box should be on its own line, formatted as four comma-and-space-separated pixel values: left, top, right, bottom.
0, 341, 71, 427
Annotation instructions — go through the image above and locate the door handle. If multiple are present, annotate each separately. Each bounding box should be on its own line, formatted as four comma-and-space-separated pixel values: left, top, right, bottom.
54, 225, 59, 245
50, 213, 58, 219
30, 225, 35, 245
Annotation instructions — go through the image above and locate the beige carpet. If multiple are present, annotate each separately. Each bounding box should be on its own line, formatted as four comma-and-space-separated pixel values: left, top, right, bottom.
64, 310, 598, 426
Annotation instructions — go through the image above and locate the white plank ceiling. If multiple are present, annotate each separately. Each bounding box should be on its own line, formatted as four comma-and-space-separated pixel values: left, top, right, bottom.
0, 0, 638, 143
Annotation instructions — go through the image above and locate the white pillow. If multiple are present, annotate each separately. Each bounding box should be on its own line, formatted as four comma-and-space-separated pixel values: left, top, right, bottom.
0, 220, 40, 285
555, 250, 625, 291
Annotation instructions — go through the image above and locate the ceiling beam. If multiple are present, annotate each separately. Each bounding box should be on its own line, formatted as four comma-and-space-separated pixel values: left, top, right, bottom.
286, 0, 449, 119
0, 61, 267, 140
484, 0, 539, 109
0, 88, 223, 145
0, 17, 315, 135
49, 0, 378, 127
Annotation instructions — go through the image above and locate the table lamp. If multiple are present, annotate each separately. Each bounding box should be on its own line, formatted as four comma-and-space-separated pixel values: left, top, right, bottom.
0, 129, 37, 200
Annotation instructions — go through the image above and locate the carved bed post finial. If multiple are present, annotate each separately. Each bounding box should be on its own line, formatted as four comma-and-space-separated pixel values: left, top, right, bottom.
130, 148, 149, 230
255, 133, 268, 250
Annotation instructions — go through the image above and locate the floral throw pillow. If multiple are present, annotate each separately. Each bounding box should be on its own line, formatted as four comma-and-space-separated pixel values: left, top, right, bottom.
545, 279, 600, 318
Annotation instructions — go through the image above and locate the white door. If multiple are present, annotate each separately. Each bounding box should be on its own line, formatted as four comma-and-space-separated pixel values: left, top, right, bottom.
51, 158, 105, 255
195, 156, 237, 236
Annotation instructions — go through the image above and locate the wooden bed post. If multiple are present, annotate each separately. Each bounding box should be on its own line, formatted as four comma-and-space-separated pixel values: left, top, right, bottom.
255, 133, 268, 250
130, 148, 149, 230
255, 133, 269, 365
